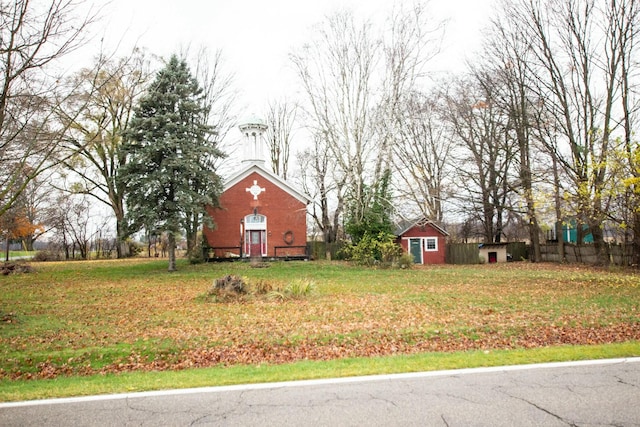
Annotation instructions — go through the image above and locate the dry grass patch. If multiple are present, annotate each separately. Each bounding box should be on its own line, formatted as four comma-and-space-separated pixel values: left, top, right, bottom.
0, 259, 638, 380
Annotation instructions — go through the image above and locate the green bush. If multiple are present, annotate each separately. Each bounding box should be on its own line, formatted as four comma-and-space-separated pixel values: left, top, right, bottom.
285, 279, 315, 298
343, 232, 403, 268
379, 238, 403, 265
348, 233, 378, 266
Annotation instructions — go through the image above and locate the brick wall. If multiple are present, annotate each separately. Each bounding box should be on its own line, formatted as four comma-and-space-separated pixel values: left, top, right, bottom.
204, 171, 307, 258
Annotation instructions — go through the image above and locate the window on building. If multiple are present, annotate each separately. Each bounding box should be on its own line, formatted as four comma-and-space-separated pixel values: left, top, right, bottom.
424, 237, 437, 251
245, 214, 265, 224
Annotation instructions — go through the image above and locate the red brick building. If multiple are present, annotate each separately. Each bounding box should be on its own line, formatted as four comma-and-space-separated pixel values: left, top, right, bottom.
203, 119, 309, 259
395, 218, 449, 264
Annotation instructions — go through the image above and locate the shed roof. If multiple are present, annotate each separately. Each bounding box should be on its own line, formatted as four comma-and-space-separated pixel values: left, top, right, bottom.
478, 242, 509, 248
394, 217, 449, 237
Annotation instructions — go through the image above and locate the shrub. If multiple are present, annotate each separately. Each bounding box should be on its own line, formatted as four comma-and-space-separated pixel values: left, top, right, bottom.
32, 250, 62, 262
188, 233, 208, 264
285, 279, 314, 298
396, 253, 415, 269
267, 279, 314, 301
208, 275, 249, 302
126, 239, 143, 257
187, 246, 205, 264
379, 239, 403, 266
211, 275, 247, 294
347, 234, 377, 266
1, 262, 34, 275
205, 276, 313, 303
250, 279, 273, 295
343, 231, 403, 268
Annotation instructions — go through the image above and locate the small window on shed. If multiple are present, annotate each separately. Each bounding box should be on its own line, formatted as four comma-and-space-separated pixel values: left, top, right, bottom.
424, 237, 437, 251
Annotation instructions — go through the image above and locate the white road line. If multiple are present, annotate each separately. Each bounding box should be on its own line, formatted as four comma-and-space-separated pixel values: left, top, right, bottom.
2, 357, 639, 408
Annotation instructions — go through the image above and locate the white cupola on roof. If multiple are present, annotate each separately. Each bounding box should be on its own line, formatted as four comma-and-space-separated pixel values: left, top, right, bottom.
238, 116, 268, 166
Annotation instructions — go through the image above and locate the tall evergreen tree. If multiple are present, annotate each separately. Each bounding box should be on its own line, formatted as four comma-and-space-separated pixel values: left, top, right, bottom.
120, 55, 223, 271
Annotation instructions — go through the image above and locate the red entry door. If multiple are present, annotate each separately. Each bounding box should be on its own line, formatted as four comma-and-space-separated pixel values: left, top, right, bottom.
249, 230, 262, 257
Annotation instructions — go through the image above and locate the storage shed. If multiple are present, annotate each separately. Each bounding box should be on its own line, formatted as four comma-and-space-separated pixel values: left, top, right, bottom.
478, 242, 509, 263
395, 218, 449, 264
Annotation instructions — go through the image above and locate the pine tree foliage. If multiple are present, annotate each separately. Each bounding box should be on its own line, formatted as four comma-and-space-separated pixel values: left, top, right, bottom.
120, 55, 223, 271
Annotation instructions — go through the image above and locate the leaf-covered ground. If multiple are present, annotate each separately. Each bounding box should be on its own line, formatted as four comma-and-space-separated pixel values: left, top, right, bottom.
1, 259, 639, 380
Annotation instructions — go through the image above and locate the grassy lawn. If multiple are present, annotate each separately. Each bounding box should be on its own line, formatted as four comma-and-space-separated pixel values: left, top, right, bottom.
1, 258, 639, 401
4, 251, 34, 260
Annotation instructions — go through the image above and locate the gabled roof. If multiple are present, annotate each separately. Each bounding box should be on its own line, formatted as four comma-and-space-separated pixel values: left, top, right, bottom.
224, 163, 310, 205
394, 217, 449, 237
478, 242, 509, 248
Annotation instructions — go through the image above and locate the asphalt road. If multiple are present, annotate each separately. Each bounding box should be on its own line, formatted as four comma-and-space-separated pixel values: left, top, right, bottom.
1, 358, 639, 426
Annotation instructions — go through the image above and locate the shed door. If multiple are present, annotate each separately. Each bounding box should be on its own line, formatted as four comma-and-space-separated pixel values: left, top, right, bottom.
409, 238, 422, 264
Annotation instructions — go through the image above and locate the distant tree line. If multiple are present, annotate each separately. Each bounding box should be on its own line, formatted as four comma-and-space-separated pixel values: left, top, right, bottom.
292, 0, 640, 266
2, 0, 639, 268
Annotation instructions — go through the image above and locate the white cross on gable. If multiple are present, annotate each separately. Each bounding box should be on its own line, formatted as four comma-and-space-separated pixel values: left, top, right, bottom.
246, 180, 266, 200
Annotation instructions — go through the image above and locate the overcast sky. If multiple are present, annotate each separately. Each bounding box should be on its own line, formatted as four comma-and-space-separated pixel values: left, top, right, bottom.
88, 0, 495, 114
70, 0, 496, 227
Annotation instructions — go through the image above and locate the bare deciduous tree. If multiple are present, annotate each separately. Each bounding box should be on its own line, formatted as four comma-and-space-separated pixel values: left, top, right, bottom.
392, 91, 452, 224
265, 98, 297, 180
505, 0, 640, 264
443, 76, 516, 243
0, 0, 96, 218
58, 49, 152, 258
292, 4, 442, 241
379, 2, 442, 183
478, 11, 547, 260
298, 133, 345, 259
47, 192, 94, 260
291, 10, 381, 231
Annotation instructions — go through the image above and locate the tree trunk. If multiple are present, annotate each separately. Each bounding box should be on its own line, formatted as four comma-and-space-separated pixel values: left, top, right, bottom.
116, 219, 124, 259
324, 228, 333, 261
529, 215, 541, 263
185, 213, 199, 257
494, 205, 503, 243
521, 144, 540, 261
555, 220, 565, 262
633, 211, 640, 267
24, 235, 34, 252
590, 222, 609, 266
552, 155, 566, 263
167, 232, 176, 272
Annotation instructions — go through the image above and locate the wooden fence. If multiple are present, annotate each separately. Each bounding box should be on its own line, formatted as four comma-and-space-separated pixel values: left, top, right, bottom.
540, 243, 633, 266
446, 242, 529, 264
507, 242, 529, 261
307, 241, 346, 260
446, 243, 481, 264
446, 242, 633, 266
